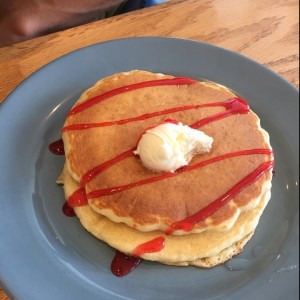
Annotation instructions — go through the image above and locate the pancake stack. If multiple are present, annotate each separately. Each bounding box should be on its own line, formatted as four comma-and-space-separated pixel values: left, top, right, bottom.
58, 70, 273, 268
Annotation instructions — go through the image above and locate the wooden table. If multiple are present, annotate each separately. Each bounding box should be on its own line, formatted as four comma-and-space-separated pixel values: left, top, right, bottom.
0, 0, 298, 298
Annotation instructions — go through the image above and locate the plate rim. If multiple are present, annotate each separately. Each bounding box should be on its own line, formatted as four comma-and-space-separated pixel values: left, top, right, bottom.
1, 37, 299, 106
0, 36, 299, 300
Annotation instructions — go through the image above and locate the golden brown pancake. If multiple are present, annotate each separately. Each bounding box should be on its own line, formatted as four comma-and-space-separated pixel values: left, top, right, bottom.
62, 70, 273, 236
58, 164, 271, 266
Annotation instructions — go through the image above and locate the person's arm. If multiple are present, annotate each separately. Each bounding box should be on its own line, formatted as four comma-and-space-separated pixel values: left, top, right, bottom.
0, 0, 126, 46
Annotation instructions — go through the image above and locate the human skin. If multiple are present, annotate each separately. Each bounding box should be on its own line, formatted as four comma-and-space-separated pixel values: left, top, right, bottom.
0, 0, 126, 46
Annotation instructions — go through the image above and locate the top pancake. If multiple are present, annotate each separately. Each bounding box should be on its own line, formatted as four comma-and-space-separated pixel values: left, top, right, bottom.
62, 70, 272, 234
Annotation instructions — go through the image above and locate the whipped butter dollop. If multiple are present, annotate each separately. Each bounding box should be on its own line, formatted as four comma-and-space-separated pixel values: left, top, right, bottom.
134, 121, 214, 172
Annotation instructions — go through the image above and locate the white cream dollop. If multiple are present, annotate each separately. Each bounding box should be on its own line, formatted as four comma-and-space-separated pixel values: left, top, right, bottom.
134, 121, 214, 172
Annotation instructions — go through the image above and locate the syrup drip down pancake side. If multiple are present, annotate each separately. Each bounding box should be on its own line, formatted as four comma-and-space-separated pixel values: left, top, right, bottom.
61, 71, 273, 238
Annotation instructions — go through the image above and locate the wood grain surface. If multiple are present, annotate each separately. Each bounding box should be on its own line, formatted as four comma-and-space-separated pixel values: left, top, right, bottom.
0, 0, 299, 105
0, 292, 9, 300
0, 0, 298, 298
0, 291, 9, 300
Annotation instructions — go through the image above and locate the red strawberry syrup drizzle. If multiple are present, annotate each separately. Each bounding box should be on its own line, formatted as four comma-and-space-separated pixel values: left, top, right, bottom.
50, 77, 274, 276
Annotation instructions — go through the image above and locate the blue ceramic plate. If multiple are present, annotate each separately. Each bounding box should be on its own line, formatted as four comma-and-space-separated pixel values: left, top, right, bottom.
0, 37, 298, 300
